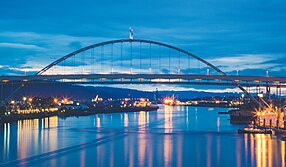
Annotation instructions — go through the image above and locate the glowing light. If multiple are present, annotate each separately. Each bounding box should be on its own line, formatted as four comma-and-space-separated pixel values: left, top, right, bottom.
163, 97, 175, 106
257, 93, 263, 98
257, 112, 261, 116
28, 98, 33, 102
62, 98, 68, 104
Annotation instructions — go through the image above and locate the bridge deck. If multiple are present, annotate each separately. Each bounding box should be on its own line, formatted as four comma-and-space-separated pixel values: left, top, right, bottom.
1, 74, 285, 87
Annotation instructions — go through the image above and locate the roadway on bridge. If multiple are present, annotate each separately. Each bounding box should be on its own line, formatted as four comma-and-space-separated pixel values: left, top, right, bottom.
1, 74, 285, 87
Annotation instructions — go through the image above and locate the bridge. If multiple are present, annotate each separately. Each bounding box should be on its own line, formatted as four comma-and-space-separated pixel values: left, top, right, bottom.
1, 39, 285, 106
1, 74, 285, 87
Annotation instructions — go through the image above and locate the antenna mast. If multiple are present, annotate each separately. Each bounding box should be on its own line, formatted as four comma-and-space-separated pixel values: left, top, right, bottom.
129, 27, 134, 40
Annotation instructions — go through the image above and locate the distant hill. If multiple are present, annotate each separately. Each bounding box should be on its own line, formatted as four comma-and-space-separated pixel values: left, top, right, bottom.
19, 84, 155, 100
3, 84, 240, 101
159, 90, 240, 99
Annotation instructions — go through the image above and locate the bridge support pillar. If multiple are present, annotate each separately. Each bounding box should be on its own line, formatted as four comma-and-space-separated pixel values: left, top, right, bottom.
256, 85, 261, 95
275, 85, 281, 98
266, 82, 271, 102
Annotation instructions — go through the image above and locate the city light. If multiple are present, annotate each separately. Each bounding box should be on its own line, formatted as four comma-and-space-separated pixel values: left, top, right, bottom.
258, 93, 263, 98
28, 98, 33, 102
163, 97, 175, 106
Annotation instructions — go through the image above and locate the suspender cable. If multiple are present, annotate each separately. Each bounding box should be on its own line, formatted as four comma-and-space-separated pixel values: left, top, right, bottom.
101, 46, 103, 73
149, 43, 152, 73
130, 42, 133, 74
92, 48, 95, 74
111, 43, 113, 74
159, 45, 161, 74
169, 48, 171, 74
198, 60, 200, 74
73, 51, 76, 74
140, 42, 142, 72
120, 42, 123, 73
188, 52, 190, 74
178, 51, 181, 74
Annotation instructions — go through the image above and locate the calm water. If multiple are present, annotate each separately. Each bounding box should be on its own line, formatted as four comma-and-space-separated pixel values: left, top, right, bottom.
0, 105, 285, 167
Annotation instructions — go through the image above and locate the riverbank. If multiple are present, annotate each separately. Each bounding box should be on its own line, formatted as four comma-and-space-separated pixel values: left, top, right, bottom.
0, 105, 159, 123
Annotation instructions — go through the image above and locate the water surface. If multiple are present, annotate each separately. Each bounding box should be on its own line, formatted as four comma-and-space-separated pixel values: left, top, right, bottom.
0, 106, 285, 167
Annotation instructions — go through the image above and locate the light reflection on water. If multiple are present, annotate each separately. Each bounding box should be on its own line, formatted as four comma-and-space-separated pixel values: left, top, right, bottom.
0, 106, 285, 167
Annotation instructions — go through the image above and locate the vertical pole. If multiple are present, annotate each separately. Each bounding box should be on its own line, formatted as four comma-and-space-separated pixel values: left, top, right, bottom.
266, 82, 270, 102
81, 51, 85, 74
101, 46, 104, 73
197, 60, 200, 74
149, 43, 152, 74
73, 53, 75, 75
279, 85, 281, 97
63, 59, 65, 75
178, 51, 181, 74
130, 42, 133, 74
82, 51, 85, 74
159, 45, 161, 74
121, 42, 123, 73
168, 48, 171, 74
188, 54, 190, 74
92, 48, 95, 74
139, 42, 142, 72
111, 43, 113, 74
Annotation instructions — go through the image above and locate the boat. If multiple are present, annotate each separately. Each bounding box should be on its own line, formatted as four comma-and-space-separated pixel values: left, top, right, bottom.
237, 125, 273, 134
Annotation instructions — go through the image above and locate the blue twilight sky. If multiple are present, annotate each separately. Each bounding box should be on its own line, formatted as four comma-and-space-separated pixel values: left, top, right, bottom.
0, 0, 286, 92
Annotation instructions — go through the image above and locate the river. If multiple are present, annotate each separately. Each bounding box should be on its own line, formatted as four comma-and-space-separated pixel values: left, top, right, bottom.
0, 105, 285, 167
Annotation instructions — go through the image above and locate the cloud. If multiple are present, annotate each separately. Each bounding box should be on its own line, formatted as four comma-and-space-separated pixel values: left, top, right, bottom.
209, 54, 273, 64
0, 42, 45, 50
207, 54, 283, 73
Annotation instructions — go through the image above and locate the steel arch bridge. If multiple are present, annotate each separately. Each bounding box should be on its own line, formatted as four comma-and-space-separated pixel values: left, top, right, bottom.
1, 38, 283, 106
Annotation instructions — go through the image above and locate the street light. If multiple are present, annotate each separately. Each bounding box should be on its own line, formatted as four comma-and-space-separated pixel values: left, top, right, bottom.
258, 93, 263, 98
28, 98, 33, 102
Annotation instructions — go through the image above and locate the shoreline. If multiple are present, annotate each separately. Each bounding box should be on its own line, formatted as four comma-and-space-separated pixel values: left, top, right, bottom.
0, 106, 159, 124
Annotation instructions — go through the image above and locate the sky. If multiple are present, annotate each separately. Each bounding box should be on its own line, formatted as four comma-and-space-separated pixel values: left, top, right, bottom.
0, 0, 286, 92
